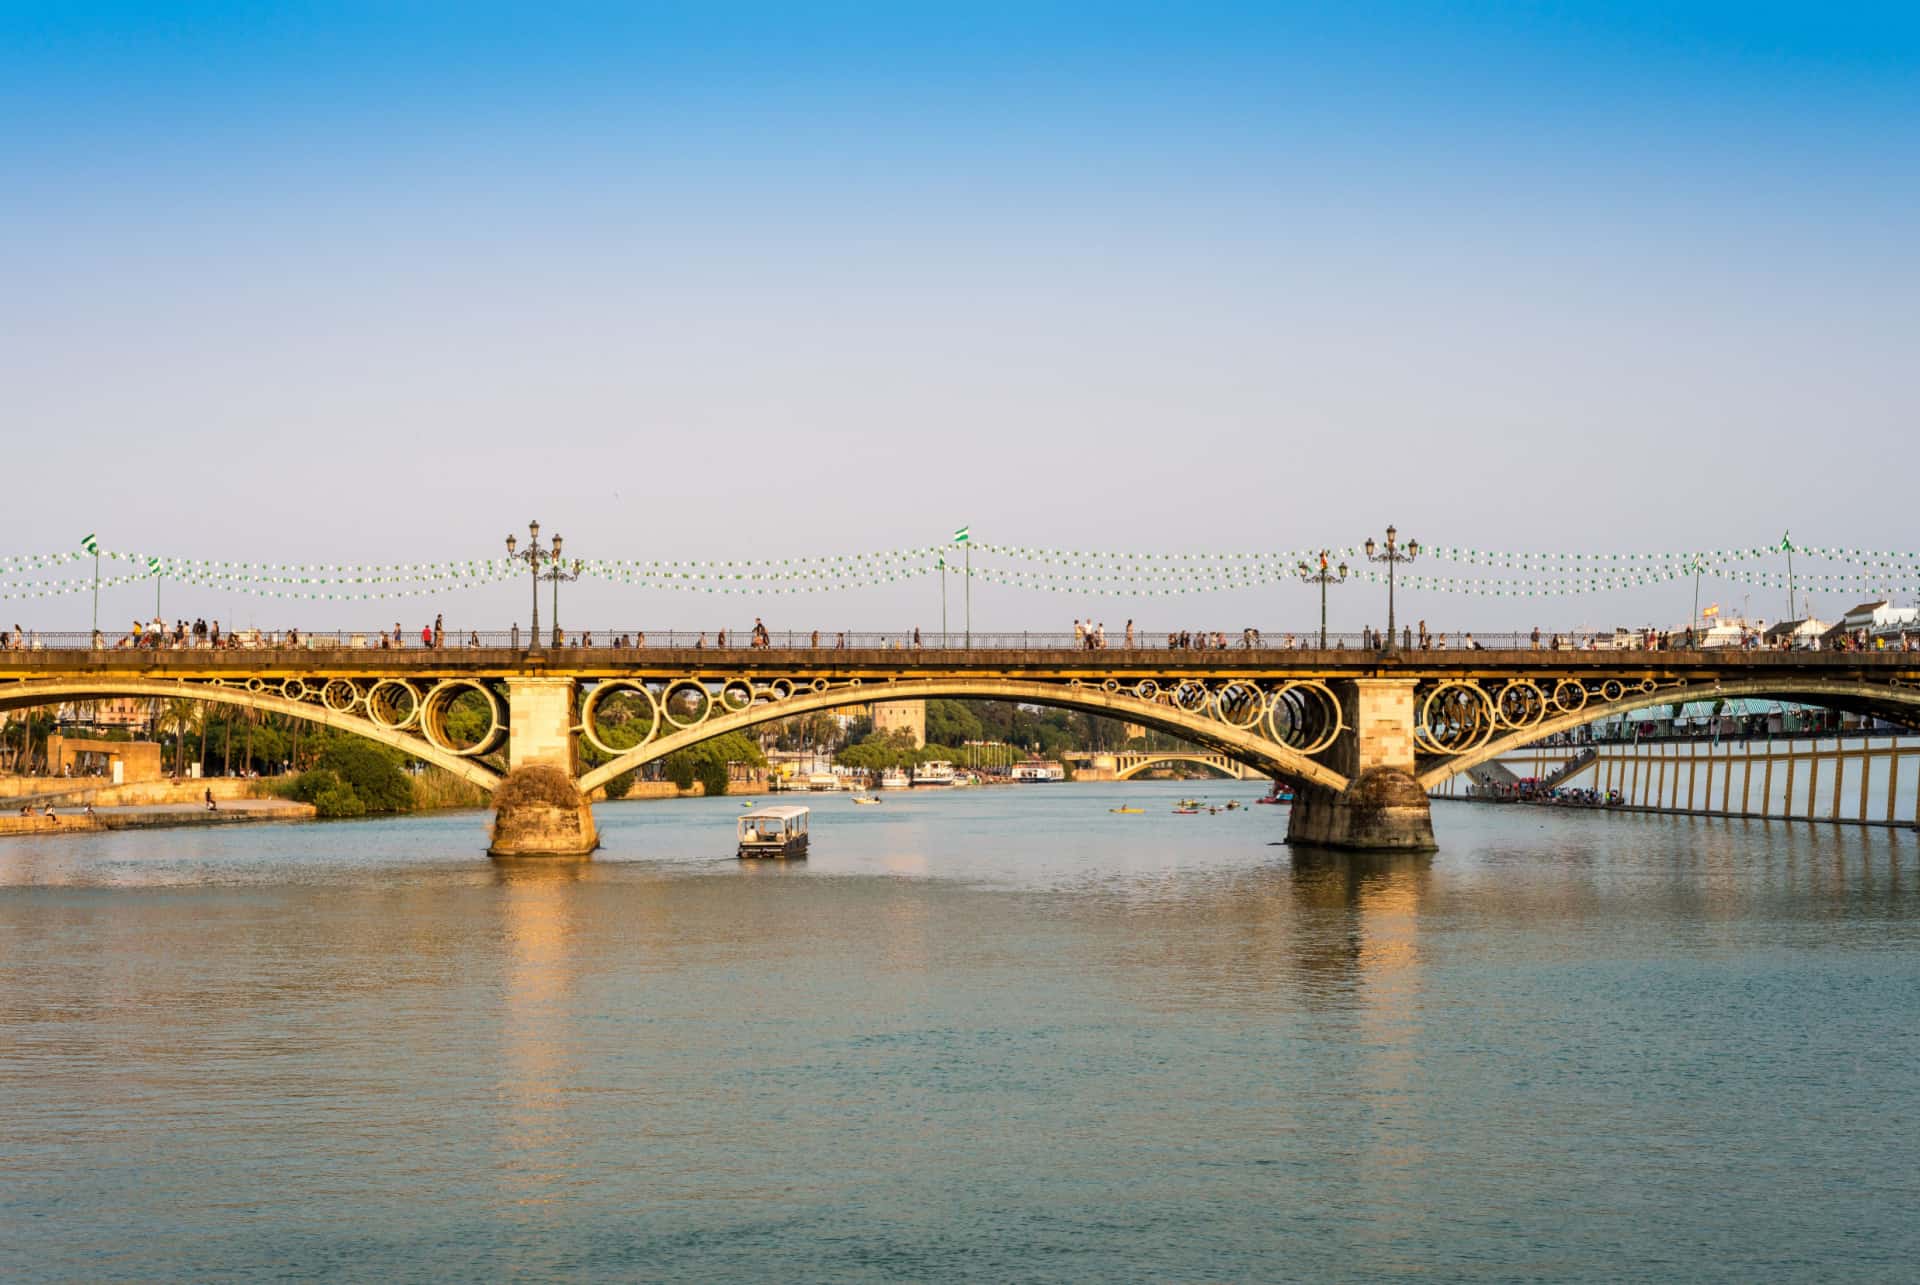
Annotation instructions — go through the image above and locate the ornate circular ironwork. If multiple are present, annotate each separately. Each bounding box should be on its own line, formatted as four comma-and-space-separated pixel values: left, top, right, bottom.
1133, 679, 1159, 701
1173, 681, 1210, 714
1416, 682, 1497, 755
1494, 679, 1547, 729
366, 679, 421, 731
419, 679, 505, 757
1266, 680, 1342, 756
1600, 679, 1625, 702
1552, 679, 1588, 713
1213, 681, 1264, 729
719, 679, 754, 713
662, 680, 712, 730
321, 679, 360, 714
581, 680, 659, 757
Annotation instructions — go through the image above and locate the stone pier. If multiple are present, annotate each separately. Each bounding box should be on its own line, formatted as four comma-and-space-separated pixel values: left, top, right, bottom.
489, 676, 598, 857
1286, 678, 1437, 852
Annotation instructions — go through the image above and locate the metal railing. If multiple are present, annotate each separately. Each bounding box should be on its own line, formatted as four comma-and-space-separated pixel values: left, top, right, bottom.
0, 628, 1901, 655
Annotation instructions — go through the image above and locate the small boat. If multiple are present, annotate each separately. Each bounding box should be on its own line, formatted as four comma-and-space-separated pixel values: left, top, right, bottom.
1253, 784, 1294, 804
1109, 806, 1144, 814
878, 768, 911, 790
741, 801, 754, 808
738, 805, 810, 859
851, 795, 882, 806
1173, 807, 1199, 815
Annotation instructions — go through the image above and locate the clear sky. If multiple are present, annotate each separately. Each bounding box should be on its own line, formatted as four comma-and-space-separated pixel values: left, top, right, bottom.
3, 2, 1915, 635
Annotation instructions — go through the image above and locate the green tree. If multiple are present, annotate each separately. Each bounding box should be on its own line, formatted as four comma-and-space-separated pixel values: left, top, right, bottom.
315, 740, 413, 813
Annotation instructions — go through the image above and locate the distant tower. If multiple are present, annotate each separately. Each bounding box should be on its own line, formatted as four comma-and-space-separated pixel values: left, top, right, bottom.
872, 700, 927, 748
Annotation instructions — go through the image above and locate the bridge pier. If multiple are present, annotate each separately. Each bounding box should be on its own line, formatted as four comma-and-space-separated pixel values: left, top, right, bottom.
1287, 679, 1436, 852
490, 677, 598, 858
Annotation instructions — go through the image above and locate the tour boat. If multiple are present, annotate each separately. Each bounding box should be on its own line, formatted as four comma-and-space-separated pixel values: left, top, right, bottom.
737, 805, 810, 859
1010, 761, 1064, 783
911, 760, 957, 787
878, 768, 911, 790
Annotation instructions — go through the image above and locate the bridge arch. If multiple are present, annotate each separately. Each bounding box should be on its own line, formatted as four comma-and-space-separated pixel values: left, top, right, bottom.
576, 677, 1347, 795
0, 678, 505, 793
1112, 753, 1252, 781
1415, 677, 1920, 791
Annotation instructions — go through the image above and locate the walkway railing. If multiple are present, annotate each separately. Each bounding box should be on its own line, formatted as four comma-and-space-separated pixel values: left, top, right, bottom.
0, 629, 1876, 654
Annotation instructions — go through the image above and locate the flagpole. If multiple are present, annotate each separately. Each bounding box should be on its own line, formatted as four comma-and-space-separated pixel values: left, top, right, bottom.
964, 542, 971, 649
91, 550, 100, 638
940, 556, 948, 645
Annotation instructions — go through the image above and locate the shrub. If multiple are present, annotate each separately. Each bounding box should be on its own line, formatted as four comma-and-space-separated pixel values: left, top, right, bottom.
287, 768, 344, 805
316, 741, 413, 813
603, 769, 636, 800
695, 757, 730, 797
312, 783, 367, 818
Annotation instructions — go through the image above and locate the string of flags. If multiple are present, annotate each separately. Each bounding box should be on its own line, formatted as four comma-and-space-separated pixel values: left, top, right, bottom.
4, 532, 1917, 603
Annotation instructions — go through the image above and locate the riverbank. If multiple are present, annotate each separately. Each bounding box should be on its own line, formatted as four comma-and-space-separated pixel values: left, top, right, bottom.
0, 798, 316, 836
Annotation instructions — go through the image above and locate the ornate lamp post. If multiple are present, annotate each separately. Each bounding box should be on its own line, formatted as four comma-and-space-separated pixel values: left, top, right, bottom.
1363, 525, 1419, 650
505, 520, 558, 652
1295, 550, 1348, 648
538, 533, 584, 647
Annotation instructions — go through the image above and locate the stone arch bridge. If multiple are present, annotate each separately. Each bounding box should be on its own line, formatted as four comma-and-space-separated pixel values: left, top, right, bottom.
4, 646, 1916, 853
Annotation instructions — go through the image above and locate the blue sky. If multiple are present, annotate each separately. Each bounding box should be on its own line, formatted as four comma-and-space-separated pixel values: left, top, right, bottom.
3, 3, 1916, 633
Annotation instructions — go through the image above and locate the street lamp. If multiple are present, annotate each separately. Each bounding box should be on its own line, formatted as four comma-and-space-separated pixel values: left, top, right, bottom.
1363, 525, 1419, 650
539, 533, 584, 647
505, 520, 560, 651
1295, 550, 1348, 648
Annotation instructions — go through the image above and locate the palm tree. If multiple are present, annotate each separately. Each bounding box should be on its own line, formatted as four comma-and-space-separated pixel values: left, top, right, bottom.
156, 699, 203, 778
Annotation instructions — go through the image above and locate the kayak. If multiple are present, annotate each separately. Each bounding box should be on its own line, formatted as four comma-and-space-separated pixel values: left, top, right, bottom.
1109, 807, 1144, 814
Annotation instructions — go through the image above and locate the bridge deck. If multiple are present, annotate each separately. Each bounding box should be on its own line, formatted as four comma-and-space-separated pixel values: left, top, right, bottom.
2, 647, 1914, 683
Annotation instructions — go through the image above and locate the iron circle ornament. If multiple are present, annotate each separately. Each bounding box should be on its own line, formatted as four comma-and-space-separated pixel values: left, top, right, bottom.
581, 680, 659, 757
1214, 681, 1265, 729
321, 679, 361, 714
662, 680, 713, 730
366, 679, 422, 730
1415, 681, 1498, 755
1600, 679, 1625, 703
1266, 680, 1343, 756
1494, 679, 1548, 730
1173, 681, 1211, 714
280, 678, 306, 701
1133, 679, 1160, 702
719, 679, 755, 713
419, 679, 505, 757
1552, 679, 1588, 713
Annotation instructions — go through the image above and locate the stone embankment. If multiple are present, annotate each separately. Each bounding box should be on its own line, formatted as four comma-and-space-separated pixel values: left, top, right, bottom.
0, 799, 316, 837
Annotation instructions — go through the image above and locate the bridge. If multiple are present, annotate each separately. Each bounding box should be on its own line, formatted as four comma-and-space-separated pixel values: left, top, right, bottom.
4, 643, 1918, 853
1061, 750, 1265, 781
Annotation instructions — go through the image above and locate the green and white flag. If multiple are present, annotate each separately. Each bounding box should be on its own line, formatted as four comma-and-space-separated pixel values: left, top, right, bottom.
146, 555, 162, 574
79, 533, 98, 555
953, 525, 970, 544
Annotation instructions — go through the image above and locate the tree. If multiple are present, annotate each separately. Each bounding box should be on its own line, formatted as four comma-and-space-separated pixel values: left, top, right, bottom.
315, 740, 414, 813
925, 700, 983, 748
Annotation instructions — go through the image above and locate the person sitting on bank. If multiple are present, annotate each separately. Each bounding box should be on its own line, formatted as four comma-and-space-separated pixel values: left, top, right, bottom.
205, 788, 218, 812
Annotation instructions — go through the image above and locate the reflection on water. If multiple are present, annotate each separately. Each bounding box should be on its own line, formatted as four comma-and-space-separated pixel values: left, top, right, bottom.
2, 784, 1917, 1281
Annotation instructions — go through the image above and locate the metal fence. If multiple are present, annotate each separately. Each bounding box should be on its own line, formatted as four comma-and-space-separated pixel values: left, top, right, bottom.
0, 628, 1797, 654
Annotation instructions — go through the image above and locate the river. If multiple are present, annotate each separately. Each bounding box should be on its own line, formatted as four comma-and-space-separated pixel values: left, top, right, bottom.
3, 782, 1916, 1281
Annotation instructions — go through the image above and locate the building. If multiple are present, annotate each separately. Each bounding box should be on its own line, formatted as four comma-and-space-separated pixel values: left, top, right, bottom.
871, 700, 926, 748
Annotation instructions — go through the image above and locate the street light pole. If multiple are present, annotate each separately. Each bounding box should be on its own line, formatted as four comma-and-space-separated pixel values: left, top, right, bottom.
505, 520, 552, 652
540, 534, 583, 647
1294, 550, 1349, 648
1363, 525, 1418, 650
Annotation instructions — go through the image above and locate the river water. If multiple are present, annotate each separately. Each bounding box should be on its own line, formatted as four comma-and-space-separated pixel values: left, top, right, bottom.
3, 783, 1916, 1282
